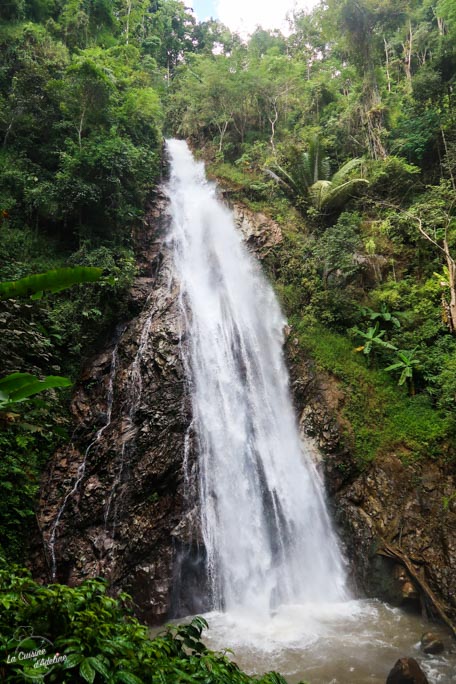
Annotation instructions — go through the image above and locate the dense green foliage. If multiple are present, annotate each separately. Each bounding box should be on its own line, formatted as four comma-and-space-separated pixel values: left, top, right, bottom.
0, 568, 294, 684
0, 0, 169, 564
1, 0, 455, 680
165, 0, 456, 462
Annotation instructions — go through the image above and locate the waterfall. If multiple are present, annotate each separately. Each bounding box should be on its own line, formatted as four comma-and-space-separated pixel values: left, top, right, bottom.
167, 139, 348, 618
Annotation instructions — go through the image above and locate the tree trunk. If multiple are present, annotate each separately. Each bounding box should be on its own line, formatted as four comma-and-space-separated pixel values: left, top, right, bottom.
436, 15, 445, 36
77, 106, 86, 149
362, 69, 387, 160
384, 37, 391, 93
402, 21, 413, 88
441, 127, 456, 192
3, 118, 14, 148
125, 0, 132, 44
216, 119, 229, 153
378, 541, 456, 638
268, 100, 278, 153
444, 240, 456, 333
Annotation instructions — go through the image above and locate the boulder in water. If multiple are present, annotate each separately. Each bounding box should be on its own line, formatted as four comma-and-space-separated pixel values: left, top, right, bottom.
420, 631, 445, 654
386, 657, 429, 684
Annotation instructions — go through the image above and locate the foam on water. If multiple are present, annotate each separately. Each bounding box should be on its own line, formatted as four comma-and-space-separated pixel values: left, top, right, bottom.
199, 603, 455, 683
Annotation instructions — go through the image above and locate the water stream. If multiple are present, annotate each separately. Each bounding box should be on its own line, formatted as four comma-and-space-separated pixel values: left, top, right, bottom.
48, 339, 120, 579
165, 139, 455, 683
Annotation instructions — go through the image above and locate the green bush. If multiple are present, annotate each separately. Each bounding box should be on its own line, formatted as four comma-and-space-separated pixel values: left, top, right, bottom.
0, 568, 295, 684
364, 156, 420, 200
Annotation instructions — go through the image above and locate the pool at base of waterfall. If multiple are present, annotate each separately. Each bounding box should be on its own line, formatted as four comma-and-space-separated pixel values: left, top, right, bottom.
179, 600, 455, 683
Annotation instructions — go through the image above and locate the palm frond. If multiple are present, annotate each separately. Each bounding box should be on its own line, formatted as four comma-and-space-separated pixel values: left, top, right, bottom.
264, 164, 300, 196
331, 158, 365, 186
309, 179, 332, 210
320, 178, 369, 210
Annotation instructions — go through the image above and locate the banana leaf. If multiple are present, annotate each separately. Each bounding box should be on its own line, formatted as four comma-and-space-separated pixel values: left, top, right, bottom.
0, 372, 72, 410
0, 266, 103, 301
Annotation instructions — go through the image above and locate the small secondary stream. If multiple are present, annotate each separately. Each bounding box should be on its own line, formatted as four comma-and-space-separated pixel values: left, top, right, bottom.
164, 140, 455, 683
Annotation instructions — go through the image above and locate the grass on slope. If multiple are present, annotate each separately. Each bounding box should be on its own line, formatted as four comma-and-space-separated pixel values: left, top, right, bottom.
292, 319, 451, 463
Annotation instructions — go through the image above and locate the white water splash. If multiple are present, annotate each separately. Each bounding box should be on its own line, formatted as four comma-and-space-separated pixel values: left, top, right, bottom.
167, 139, 348, 617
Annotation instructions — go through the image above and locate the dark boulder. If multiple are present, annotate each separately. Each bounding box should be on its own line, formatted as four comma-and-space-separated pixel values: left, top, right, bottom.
386, 657, 429, 684
421, 631, 445, 655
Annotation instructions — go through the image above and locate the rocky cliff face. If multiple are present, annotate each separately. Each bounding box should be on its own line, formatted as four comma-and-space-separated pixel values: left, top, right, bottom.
34, 191, 203, 624
34, 190, 456, 631
286, 337, 456, 628
33, 188, 285, 624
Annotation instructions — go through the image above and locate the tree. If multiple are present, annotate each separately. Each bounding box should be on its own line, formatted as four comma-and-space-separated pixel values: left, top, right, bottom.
265, 139, 369, 212
385, 349, 419, 394
143, 0, 196, 80
389, 183, 456, 334
59, 55, 114, 149
254, 52, 299, 152
354, 322, 397, 365
314, 211, 363, 286
326, 0, 399, 159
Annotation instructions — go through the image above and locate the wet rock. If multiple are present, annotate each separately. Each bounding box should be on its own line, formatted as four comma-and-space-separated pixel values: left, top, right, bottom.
283, 264, 456, 622
230, 203, 282, 259
386, 658, 429, 684
30, 189, 284, 625
421, 632, 445, 655
30, 190, 197, 624
393, 564, 419, 602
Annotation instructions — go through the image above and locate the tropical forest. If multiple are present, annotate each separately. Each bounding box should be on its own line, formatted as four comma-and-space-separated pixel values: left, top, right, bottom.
0, 0, 455, 682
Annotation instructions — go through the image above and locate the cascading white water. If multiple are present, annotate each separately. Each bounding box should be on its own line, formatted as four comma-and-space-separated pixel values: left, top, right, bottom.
167, 139, 348, 617
163, 141, 455, 684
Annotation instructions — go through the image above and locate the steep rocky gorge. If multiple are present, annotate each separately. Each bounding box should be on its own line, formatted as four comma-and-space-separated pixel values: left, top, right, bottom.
34, 188, 456, 635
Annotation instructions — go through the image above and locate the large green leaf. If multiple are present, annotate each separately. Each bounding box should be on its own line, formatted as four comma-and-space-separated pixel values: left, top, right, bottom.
319, 178, 369, 211
331, 157, 364, 186
63, 653, 83, 669
0, 372, 37, 396
0, 372, 72, 410
309, 179, 332, 210
0, 267, 103, 301
116, 672, 144, 684
87, 656, 111, 681
80, 659, 96, 684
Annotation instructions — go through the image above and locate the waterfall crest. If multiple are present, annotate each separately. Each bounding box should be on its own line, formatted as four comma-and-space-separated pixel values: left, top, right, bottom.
167, 139, 348, 616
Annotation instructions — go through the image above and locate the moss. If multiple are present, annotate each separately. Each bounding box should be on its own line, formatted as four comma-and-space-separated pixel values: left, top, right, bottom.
292, 321, 451, 463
